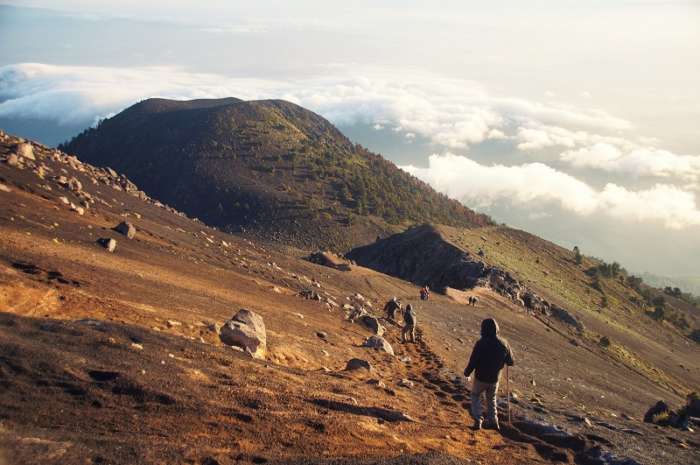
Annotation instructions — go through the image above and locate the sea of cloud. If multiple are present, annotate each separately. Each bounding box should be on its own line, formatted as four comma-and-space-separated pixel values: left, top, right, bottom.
1, 62, 699, 230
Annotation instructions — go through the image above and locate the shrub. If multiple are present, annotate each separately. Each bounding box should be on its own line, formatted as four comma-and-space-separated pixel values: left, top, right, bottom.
599, 336, 611, 347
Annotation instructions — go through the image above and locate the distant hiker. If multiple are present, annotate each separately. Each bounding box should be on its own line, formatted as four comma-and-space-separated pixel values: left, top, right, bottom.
384, 297, 401, 322
464, 318, 514, 431
420, 286, 430, 301
401, 304, 417, 343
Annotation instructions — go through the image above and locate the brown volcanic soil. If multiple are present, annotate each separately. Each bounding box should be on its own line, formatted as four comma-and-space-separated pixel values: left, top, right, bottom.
0, 133, 698, 465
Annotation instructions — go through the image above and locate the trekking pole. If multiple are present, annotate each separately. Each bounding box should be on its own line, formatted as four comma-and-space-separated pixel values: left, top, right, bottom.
506, 365, 512, 424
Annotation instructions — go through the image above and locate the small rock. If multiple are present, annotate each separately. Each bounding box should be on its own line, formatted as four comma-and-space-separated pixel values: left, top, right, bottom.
345, 358, 371, 371
15, 142, 35, 160
363, 335, 394, 355
316, 331, 328, 340
398, 378, 414, 388
6, 153, 21, 167
58, 196, 70, 205
166, 320, 182, 328
358, 315, 385, 336
0, 183, 11, 193
98, 238, 117, 253
115, 221, 136, 239
367, 379, 386, 388
130, 343, 144, 350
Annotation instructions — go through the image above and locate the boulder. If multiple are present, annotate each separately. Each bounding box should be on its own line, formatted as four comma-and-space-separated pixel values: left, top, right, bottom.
345, 358, 372, 371
358, 315, 385, 336
219, 309, 267, 359
115, 221, 136, 239
15, 142, 35, 160
644, 400, 670, 423
363, 335, 394, 355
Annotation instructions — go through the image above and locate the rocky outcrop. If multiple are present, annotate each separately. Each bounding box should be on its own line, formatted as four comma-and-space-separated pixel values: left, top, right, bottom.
220, 309, 267, 359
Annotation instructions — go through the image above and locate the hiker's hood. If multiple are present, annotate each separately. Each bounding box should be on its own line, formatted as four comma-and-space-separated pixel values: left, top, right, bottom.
481, 318, 499, 337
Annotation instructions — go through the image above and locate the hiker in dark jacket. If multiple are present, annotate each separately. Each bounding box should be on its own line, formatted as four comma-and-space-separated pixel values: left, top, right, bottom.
464, 318, 514, 431
401, 304, 417, 343
384, 297, 401, 322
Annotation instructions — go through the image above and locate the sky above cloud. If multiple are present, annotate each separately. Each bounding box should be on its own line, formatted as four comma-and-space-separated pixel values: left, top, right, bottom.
1, 1, 699, 276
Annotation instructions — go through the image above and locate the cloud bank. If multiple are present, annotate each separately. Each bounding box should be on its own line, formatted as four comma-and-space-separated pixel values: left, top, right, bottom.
402, 153, 700, 230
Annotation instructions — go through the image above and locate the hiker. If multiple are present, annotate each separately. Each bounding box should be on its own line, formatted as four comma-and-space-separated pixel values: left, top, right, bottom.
384, 297, 401, 322
464, 318, 514, 431
401, 304, 417, 343
420, 285, 430, 301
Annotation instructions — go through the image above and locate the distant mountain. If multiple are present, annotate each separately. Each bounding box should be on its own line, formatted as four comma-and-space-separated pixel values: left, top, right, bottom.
61, 98, 490, 250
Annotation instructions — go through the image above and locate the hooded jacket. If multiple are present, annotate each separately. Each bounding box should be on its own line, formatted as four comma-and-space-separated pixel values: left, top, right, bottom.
464, 318, 514, 383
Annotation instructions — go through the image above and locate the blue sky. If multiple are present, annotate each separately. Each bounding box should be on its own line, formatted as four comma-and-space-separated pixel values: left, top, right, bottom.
1, 1, 699, 276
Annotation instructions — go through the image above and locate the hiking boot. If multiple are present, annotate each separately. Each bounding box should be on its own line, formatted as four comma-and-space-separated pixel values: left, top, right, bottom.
484, 418, 500, 431
471, 418, 483, 430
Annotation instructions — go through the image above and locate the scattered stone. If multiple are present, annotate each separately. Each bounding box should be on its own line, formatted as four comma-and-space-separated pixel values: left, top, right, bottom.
363, 335, 394, 355
398, 378, 414, 388
398, 356, 412, 363
67, 177, 82, 192
166, 320, 182, 328
219, 309, 267, 359
69, 203, 84, 215
130, 343, 144, 350
316, 331, 328, 340
367, 379, 386, 388
115, 221, 136, 239
98, 238, 117, 253
58, 196, 70, 205
345, 358, 371, 371
6, 153, 21, 167
0, 183, 11, 193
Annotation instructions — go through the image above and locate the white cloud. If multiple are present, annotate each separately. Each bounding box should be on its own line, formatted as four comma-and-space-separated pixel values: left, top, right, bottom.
0, 62, 632, 150
402, 153, 700, 229
561, 143, 700, 181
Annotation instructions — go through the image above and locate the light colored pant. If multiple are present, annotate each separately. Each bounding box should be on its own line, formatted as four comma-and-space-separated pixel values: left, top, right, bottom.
471, 378, 498, 422
401, 324, 415, 342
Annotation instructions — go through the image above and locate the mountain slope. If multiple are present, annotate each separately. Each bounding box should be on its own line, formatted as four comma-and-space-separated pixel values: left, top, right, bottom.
3, 131, 700, 465
60, 98, 490, 250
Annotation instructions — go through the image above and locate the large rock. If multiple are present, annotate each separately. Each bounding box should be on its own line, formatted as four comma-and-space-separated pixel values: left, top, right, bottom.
219, 309, 267, 359
115, 221, 136, 239
363, 335, 394, 355
358, 315, 385, 336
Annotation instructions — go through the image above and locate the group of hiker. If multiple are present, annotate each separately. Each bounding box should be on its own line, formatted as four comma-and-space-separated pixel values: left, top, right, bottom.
383, 294, 514, 432
383, 296, 417, 343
